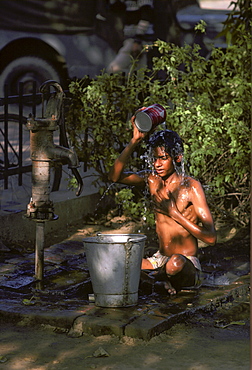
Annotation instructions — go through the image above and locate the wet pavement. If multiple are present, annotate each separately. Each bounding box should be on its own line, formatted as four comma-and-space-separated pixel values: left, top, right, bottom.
0, 226, 250, 340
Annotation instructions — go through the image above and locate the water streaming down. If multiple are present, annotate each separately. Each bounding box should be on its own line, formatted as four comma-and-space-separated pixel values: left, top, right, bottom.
139, 150, 155, 228
173, 156, 186, 182
93, 183, 118, 220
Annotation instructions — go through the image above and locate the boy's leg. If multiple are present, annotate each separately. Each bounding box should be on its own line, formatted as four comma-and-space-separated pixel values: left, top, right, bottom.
141, 252, 199, 295
141, 258, 155, 269
142, 250, 170, 270
165, 255, 199, 294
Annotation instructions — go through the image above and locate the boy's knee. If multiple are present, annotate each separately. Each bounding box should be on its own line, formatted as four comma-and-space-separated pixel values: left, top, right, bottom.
166, 254, 186, 275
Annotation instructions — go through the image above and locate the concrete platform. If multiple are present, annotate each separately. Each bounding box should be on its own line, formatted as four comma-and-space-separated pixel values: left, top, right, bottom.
0, 276, 249, 341
0, 237, 250, 341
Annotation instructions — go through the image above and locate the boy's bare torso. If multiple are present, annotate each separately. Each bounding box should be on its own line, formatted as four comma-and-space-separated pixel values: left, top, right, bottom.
147, 172, 198, 258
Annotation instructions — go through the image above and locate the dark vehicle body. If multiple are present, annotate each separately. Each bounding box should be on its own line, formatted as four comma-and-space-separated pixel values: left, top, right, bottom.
0, 0, 230, 96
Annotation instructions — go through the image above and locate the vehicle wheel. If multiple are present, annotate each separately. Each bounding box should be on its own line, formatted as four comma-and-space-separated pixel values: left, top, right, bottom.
0, 56, 62, 97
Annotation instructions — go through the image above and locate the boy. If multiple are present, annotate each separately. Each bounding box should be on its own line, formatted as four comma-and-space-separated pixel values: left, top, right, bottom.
108, 115, 216, 294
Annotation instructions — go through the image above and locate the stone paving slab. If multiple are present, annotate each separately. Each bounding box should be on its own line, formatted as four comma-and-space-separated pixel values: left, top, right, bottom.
125, 283, 250, 340
0, 300, 85, 328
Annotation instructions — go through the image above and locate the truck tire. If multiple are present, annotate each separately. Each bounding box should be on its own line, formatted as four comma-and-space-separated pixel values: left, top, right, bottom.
0, 56, 62, 97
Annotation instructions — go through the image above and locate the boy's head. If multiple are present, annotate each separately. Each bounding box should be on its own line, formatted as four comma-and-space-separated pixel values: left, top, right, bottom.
148, 130, 184, 161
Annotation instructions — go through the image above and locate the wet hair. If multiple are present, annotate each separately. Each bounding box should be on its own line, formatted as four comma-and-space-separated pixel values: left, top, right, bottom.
148, 130, 184, 159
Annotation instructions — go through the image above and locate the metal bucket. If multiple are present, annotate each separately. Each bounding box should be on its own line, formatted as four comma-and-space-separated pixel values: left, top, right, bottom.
83, 233, 146, 307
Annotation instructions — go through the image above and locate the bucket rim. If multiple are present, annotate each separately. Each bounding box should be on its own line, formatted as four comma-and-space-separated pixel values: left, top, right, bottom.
83, 233, 147, 244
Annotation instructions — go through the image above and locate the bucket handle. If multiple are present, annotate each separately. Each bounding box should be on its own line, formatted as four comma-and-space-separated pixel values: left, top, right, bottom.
96, 233, 135, 248
96, 233, 146, 244
96, 232, 103, 239
127, 236, 146, 243
96, 233, 135, 244
126, 238, 133, 249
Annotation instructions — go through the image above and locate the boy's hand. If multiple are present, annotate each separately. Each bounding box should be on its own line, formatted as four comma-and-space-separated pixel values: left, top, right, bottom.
154, 190, 198, 223
182, 204, 197, 223
153, 190, 178, 218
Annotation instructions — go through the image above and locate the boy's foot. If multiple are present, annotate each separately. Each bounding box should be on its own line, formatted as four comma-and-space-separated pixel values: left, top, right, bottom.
142, 269, 178, 295
151, 269, 177, 295
164, 280, 176, 295
154, 280, 177, 295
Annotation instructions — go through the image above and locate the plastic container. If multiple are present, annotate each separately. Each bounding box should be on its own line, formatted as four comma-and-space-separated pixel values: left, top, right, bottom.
135, 103, 166, 132
83, 233, 146, 307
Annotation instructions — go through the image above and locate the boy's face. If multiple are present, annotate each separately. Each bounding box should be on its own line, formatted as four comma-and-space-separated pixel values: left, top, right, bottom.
152, 146, 175, 179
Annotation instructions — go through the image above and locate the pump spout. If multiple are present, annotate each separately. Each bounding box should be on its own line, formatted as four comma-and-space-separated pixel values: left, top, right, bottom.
46, 144, 83, 196
47, 144, 79, 168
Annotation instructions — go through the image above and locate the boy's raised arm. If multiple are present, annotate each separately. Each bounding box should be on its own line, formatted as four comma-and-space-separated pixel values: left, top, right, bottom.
108, 117, 147, 185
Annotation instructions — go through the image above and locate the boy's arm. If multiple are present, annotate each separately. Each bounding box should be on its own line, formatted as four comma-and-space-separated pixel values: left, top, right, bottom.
175, 182, 216, 245
108, 117, 147, 186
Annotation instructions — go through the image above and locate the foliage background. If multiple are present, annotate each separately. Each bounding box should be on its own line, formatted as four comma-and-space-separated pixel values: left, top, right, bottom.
66, 0, 251, 227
